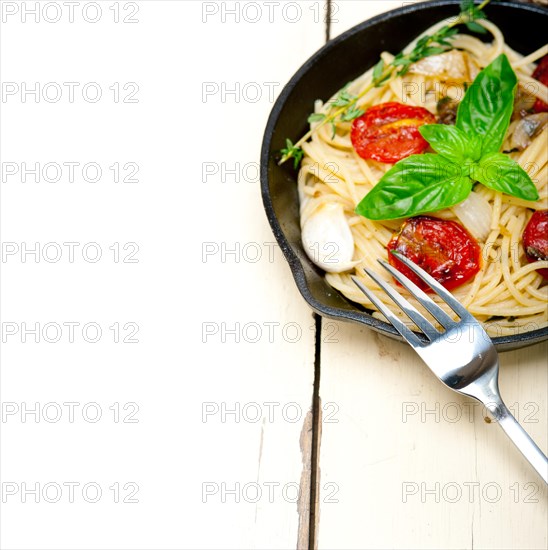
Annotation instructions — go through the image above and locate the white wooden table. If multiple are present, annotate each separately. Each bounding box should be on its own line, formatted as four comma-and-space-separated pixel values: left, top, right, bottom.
0, 1, 546, 549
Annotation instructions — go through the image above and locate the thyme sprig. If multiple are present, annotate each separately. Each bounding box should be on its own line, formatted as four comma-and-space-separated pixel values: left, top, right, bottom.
306, 85, 365, 138
280, 139, 304, 169
279, 0, 493, 167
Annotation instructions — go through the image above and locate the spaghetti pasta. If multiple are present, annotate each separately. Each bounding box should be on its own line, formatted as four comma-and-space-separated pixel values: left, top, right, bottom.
297, 18, 548, 337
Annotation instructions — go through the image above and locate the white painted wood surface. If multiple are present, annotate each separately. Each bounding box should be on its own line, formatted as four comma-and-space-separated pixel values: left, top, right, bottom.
316, 2, 548, 549
318, 325, 547, 549
0, 2, 324, 548
190, 4, 324, 547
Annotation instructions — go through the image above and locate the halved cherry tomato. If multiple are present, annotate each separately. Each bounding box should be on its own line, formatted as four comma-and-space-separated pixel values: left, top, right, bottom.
351, 102, 436, 164
387, 216, 481, 292
522, 210, 548, 280
532, 56, 548, 113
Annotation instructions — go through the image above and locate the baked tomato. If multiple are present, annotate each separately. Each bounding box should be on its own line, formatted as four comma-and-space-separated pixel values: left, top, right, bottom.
387, 216, 481, 292
522, 210, 548, 280
351, 102, 436, 164
532, 56, 548, 113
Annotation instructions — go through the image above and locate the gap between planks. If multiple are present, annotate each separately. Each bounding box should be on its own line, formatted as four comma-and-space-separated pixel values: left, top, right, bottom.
308, 3, 332, 548
297, 3, 332, 548
308, 6, 332, 550
308, 314, 323, 550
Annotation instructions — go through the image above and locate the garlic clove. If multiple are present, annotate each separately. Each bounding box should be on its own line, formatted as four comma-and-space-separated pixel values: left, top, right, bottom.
301, 203, 359, 273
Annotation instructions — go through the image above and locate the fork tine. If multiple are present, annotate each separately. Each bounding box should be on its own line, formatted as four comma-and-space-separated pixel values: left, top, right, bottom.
361, 268, 440, 340
351, 276, 424, 348
378, 259, 456, 328
389, 251, 471, 320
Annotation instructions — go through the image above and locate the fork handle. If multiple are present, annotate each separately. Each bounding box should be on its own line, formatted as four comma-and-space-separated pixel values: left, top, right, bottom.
491, 402, 548, 484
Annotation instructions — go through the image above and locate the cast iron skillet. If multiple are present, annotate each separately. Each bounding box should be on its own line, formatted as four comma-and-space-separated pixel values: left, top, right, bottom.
261, 0, 548, 352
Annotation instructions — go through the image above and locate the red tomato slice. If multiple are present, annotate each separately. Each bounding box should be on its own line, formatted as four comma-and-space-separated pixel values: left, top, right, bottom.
387, 216, 481, 292
522, 210, 548, 280
532, 56, 548, 113
351, 102, 436, 164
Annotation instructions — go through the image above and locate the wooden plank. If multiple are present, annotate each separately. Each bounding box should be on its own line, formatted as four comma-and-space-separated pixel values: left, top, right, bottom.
317, 324, 547, 549
0, 2, 326, 548
316, 2, 548, 548
190, 3, 326, 546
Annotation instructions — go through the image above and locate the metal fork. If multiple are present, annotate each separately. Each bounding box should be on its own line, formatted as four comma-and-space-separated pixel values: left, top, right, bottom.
352, 252, 548, 483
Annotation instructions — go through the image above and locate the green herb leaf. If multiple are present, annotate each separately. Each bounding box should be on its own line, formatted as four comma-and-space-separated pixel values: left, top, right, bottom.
375, 74, 391, 86
460, 0, 474, 13
340, 105, 365, 122
372, 59, 385, 85
456, 54, 517, 155
308, 113, 326, 123
330, 85, 356, 108
465, 20, 487, 34
422, 46, 448, 57
472, 152, 540, 201
355, 155, 472, 220
436, 27, 459, 46
393, 57, 412, 67
331, 92, 353, 107
419, 124, 479, 163
280, 139, 304, 169
330, 120, 337, 139
460, 0, 487, 23
416, 35, 430, 48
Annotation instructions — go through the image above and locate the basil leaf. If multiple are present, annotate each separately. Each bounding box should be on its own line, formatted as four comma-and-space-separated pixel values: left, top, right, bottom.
419, 125, 477, 163
472, 153, 539, 201
456, 54, 517, 156
356, 154, 472, 220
